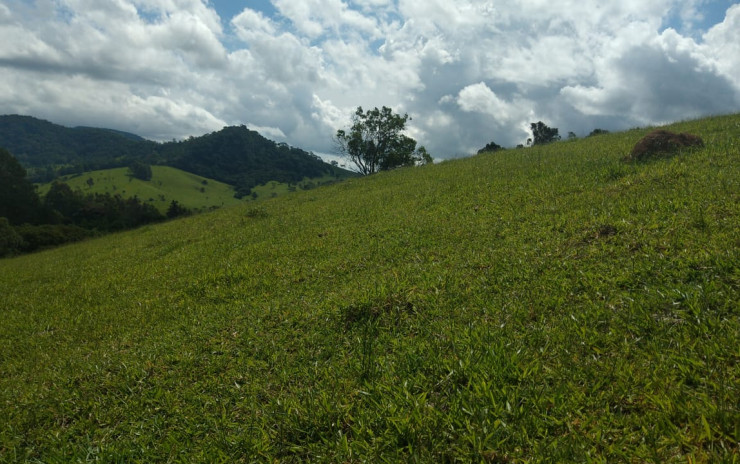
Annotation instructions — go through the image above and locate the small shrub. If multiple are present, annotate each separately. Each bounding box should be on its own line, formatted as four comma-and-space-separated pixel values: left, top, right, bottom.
0, 217, 24, 257
588, 128, 610, 137
14, 224, 91, 253
245, 206, 269, 219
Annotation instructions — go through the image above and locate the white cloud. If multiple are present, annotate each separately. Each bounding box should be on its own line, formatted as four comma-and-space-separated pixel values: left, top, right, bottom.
702, 3, 740, 86
272, 0, 380, 38
0, 0, 737, 158
457, 82, 521, 122
231, 8, 276, 37
561, 24, 739, 125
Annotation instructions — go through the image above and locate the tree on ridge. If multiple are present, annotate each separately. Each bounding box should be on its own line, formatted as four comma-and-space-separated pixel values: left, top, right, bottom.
334, 106, 431, 175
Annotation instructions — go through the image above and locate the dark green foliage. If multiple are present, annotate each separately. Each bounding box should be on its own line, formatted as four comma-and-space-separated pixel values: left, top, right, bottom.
0, 147, 42, 224
0, 115, 160, 180
0, 217, 92, 256
335, 106, 429, 175
13, 223, 91, 253
0, 174, 166, 256
477, 141, 503, 154
0, 217, 24, 256
45, 182, 164, 231
530, 121, 561, 145
44, 181, 85, 220
415, 146, 433, 165
588, 128, 610, 136
245, 206, 268, 218
166, 200, 190, 219
69, 192, 163, 231
127, 160, 152, 181
165, 126, 343, 197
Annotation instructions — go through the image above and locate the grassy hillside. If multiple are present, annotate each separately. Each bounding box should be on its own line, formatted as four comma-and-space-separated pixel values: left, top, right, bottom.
37, 165, 245, 213
37, 166, 351, 214
1, 115, 355, 190
1, 114, 738, 462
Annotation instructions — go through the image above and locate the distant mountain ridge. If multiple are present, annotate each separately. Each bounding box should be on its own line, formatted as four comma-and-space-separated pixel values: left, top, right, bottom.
73, 126, 146, 142
0, 115, 156, 175
0, 114, 354, 195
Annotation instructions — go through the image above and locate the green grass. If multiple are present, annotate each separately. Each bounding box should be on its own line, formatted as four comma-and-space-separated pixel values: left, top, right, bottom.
249, 173, 351, 201
37, 166, 245, 213
2, 114, 739, 462
36, 167, 343, 213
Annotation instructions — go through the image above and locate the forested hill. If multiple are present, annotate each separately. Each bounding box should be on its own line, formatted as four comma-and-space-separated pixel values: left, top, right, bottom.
0, 115, 354, 193
163, 125, 351, 197
0, 115, 158, 178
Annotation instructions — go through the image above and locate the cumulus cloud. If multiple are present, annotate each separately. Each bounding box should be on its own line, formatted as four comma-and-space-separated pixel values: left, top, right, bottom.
456, 82, 531, 125
0, 0, 738, 158
561, 27, 740, 125
702, 3, 740, 86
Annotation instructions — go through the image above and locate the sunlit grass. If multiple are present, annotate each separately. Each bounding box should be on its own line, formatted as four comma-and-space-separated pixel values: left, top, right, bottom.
2, 114, 739, 462
36, 165, 245, 213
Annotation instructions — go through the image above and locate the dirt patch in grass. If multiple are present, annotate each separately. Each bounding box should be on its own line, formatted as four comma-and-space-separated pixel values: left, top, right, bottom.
626, 129, 704, 162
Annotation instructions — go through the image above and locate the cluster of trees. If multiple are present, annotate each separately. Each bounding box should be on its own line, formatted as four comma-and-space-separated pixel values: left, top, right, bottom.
478, 122, 612, 154
477, 141, 503, 155
128, 160, 153, 180
528, 121, 561, 146
332, 107, 613, 171
0, 148, 188, 257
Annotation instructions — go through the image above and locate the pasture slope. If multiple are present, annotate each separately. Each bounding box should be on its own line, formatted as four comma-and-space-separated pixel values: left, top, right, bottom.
37, 166, 348, 214
36, 166, 244, 214
1, 114, 738, 462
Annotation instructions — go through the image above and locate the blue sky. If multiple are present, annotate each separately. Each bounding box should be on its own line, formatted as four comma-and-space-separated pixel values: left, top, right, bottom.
0, 0, 738, 159
662, 0, 736, 34
211, 1, 274, 25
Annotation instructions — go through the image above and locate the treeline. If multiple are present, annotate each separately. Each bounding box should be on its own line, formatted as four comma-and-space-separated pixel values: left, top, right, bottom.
477, 121, 611, 153
1, 148, 187, 257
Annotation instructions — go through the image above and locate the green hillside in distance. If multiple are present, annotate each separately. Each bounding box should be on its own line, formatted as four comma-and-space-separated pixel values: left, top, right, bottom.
1, 114, 738, 462
36, 166, 353, 213
37, 166, 245, 213
0, 114, 159, 174
0, 115, 356, 193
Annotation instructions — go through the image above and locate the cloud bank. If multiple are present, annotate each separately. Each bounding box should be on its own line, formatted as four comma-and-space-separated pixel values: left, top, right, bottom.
0, 0, 738, 157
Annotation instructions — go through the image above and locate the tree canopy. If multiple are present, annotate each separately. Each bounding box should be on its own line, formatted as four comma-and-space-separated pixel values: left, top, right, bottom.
128, 160, 153, 181
530, 121, 561, 146
588, 128, 610, 137
335, 106, 431, 175
477, 141, 503, 154
0, 147, 41, 224
0, 147, 169, 256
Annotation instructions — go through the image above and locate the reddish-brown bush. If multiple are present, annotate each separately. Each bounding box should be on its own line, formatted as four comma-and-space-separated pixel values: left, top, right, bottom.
627, 129, 704, 162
